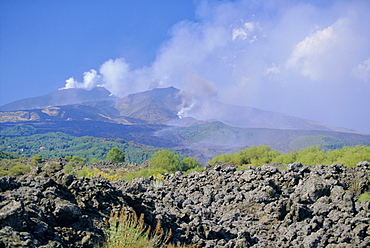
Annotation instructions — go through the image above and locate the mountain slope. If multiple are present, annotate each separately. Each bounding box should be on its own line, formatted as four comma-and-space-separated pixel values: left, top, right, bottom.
0, 87, 115, 111
116, 86, 182, 124
155, 121, 370, 154
0, 86, 365, 134
115, 87, 361, 133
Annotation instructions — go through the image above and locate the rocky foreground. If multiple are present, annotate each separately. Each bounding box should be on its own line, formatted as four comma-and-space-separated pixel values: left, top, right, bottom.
1, 160, 370, 247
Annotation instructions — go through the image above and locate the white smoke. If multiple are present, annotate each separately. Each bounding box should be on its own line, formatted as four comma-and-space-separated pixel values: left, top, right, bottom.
63, 58, 154, 97
177, 101, 196, 119
63, 69, 100, 90
99, 59, 130, 95
63, 0, 370, 132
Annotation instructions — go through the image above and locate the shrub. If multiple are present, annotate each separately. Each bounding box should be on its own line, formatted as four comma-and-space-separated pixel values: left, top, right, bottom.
152, 174, 165, 188
91, 158, 99, 163
99, 208, 197, 248
0, 169, 7, 177
180, 157, 202, 172
209, 145, 280, 167
210, 145, 370, 168
31, 154, 42, 164
99, 209, 168, 248
63, 163, 74, 174
150, 150, 181, 174
125, 150, 203, 181
8, 162, 31, 177
125, 169, 152, 181
71, 156, 86, 167
92, 168, 121, 181
77, 167, 94, 178
107, 147, 125, 163
359, 192, 370, 202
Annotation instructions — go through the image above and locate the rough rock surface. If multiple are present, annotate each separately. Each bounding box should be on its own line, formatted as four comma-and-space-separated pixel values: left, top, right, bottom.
1, 160, 370, 247
0, 159, 128, 248
120, 162, 370, 247
82, 161, 144, 173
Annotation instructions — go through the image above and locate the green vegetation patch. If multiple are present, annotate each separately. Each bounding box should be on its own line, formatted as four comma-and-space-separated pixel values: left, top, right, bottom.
289, 135, 342, 150
210, 145, 370, 168
0, 160, 30, 177
178, 121, 252, 144
210, 145, 280, 167
0, 132, 160, 164
359, 192, 370, 202
0, 150, 23, 160
125, 150, 203, 181
0, 125, 37, 136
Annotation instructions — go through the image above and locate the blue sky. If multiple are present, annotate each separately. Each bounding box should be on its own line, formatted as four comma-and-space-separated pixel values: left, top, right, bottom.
1, 0, 370, 133
1, 0, 195, 103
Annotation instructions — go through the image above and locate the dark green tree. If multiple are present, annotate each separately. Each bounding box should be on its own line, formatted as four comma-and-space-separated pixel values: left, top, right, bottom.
107, 147, 125, 163
180, 157, 202, 171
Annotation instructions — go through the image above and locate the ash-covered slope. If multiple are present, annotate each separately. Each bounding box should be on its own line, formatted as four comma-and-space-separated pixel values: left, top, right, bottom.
1, 160, 370, 247
115, 87, 359, 133
116, 86, 183, 124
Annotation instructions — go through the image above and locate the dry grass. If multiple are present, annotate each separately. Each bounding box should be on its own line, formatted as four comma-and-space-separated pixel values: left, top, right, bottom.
98, 207, 197, 248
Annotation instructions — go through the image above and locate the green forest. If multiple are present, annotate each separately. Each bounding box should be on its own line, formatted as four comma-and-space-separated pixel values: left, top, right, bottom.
0, 131, 160, 164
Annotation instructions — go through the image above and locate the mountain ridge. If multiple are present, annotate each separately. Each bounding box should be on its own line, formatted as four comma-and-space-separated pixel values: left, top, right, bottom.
0, 87, 116, 111
0, 86, 365, 134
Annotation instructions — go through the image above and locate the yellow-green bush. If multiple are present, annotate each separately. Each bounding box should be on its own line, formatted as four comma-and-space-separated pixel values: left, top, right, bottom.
125, 150, 203, 181
209, 145, 280, 167
76, 167, 95, 178
359, 192, 370, 202
0, 159, 31, 177
30, 154, 42, 165
76, 167, 121, 181
8, 162, 31, 177
209, 145, 370, 168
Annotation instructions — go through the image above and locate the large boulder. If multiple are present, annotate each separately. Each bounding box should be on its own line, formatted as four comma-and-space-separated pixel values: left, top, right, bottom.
0, 165, 128, 248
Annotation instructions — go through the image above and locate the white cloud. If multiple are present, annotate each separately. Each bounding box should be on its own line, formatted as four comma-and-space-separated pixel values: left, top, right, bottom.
286, 25, 335, 80
353, 58, 370, 82
232, 22, 262, 43
265, 64, 281, 75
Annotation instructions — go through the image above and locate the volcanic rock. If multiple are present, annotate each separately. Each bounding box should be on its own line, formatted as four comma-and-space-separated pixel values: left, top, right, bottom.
1, 160, 370, 247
